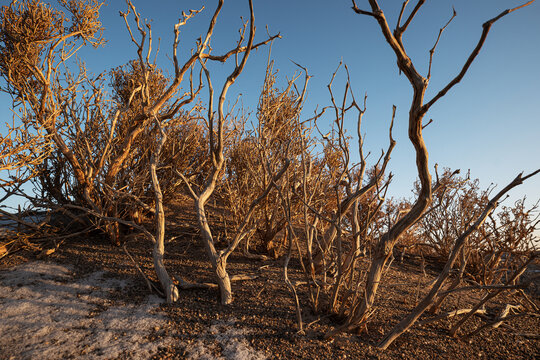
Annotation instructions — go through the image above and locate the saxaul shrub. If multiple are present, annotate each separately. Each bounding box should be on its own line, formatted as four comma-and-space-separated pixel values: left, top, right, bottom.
407, 169, 538, 284
223, 60, 308, 256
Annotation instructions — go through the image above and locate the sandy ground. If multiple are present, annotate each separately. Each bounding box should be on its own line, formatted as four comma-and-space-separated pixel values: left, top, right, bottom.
0, 261, 265, 360
185, 318, 266, 360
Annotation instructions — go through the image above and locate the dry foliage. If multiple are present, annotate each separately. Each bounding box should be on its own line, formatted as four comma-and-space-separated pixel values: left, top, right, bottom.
224, 59, 308, 257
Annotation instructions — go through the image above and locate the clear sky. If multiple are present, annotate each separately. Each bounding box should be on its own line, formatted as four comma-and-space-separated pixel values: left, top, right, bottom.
1, 0, 539, 211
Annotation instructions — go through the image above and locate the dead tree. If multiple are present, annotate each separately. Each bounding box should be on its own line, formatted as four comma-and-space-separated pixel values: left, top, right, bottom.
148, 117, 179, 303
177, 0, 285, 305
326, 0, 537, 338
378, 170, 539, 349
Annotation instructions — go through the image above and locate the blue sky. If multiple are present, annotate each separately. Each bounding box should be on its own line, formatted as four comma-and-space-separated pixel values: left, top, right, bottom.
1, 0, 539, 210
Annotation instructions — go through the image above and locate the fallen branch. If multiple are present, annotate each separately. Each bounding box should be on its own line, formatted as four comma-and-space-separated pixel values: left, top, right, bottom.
449, 254, 537, 337
417, 308, 487, 326
462, 307, 535, 340
174, 276, 217, 290
516, 289, 539, 312
0, 208, 41, 231
440, 283, 528, 296
230, 274, 259, 281
172, 274, 259, 290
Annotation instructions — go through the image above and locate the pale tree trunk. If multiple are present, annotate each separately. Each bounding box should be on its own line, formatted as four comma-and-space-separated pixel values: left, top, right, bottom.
195, 198, 233, 304
190, 159, 291, 304
177, 0, 260, 305
150, 122, 179, 303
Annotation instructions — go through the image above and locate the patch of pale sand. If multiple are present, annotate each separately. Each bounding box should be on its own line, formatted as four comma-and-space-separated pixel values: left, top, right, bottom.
186, 318, 266, 360
0, 261, 174, 360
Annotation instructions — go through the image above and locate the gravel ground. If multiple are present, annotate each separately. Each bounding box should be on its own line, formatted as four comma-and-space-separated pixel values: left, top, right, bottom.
1, 232, 539, 359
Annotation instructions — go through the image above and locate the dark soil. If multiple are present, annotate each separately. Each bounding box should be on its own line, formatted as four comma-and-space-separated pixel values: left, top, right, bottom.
2, 227, 539, 360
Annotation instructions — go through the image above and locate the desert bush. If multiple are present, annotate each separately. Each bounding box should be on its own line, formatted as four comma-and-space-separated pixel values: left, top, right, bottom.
406, 169, 538, 284
223, 60, 308, 257
416, 171, 486, 258
467, 197, 538, 284
0, 0, 102, 194
0, 0, 206, 237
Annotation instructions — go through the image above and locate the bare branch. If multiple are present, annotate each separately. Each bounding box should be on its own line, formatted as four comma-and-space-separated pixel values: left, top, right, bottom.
423, 0, 536, 112
427, 8, 457, 80
351, 0, 377, 17
396, 0, 410, 30
396, 0, 426, 35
